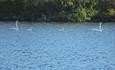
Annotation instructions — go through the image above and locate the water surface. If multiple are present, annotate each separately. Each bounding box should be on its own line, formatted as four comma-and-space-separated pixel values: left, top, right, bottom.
0, 22, 115, 70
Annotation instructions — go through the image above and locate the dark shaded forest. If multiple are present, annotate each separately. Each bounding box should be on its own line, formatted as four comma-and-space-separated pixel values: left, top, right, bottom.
0, 0, 115, 22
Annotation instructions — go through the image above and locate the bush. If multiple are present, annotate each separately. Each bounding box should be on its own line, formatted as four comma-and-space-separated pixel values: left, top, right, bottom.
108, 9, 115, 16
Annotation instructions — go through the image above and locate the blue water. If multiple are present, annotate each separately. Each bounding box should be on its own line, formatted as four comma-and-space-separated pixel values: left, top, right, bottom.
0, 22, 115, 70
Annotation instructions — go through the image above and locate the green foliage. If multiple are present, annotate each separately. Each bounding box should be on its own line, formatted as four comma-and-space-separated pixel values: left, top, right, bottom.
0, 0, 115, 22
108, 9, 115, 15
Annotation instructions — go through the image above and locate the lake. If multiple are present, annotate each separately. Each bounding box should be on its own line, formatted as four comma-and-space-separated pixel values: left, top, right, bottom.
0, 22, 115, 70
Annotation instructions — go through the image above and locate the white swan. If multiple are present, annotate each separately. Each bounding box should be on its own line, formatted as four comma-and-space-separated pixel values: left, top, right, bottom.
16, 20, 19, 31
92, 22, 103, 32
9, 20, 19, 31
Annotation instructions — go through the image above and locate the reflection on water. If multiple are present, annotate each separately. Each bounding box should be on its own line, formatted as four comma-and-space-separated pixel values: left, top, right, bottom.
0, 22, 115, 70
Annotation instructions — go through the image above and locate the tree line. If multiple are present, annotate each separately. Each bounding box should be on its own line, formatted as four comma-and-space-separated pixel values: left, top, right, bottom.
0, 0, 115, 22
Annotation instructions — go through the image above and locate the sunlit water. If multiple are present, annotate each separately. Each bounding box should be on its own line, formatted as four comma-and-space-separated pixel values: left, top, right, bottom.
0, 22, 115, 70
